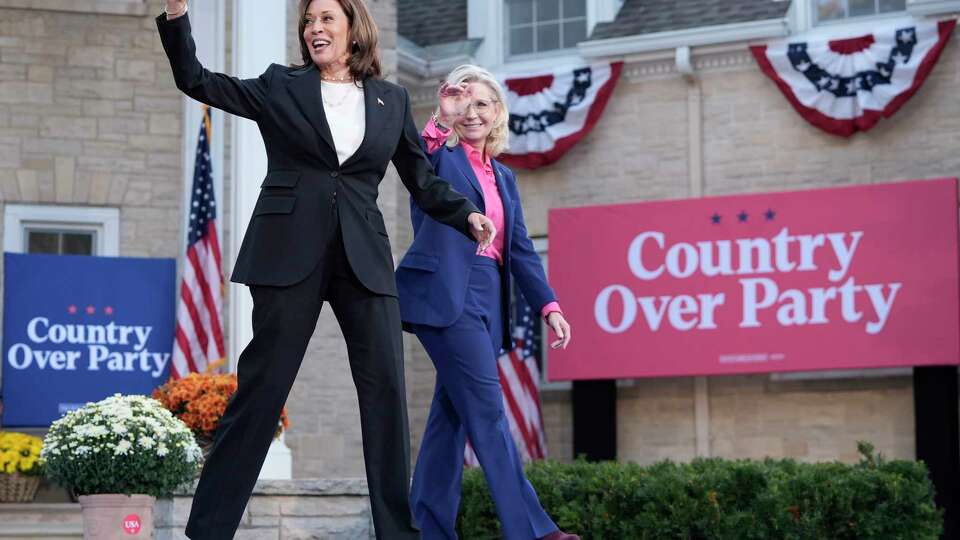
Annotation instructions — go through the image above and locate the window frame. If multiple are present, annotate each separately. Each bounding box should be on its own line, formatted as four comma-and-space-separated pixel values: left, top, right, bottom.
505, 0, 590, 59
790, 0, 913, 34
3, 204, 119, 256
23, 227, 97, 256
469, 0, 623, 75
530, 236, 573, 392
812, 0, 908, 26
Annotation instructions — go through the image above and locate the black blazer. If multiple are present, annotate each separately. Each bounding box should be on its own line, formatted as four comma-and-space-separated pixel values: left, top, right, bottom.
156, 14, 479, 296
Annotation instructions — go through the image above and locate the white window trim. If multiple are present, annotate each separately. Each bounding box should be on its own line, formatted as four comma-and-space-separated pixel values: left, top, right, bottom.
531, 236, 572, 391
470, 0, 623, 75
791, 0, 910, 31
906, 0, 960, 16
3, 204, 119, 256
803, 0, 909, 27
579, 0, 958, 62
504, 2, 588, 60
787, 0, 955, 36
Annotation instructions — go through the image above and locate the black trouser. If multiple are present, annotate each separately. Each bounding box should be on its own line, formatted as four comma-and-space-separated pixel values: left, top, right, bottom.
185, 220, 418, 540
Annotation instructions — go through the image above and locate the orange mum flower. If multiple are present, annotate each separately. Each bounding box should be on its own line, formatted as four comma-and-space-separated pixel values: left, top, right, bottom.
152, 373, 290, 439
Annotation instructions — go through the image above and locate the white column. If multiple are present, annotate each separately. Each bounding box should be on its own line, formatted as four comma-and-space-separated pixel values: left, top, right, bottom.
229, 0, 291, 480
468, 0, 504, 70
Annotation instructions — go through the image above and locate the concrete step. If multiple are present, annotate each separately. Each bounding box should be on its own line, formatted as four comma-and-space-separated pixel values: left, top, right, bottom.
0, 524, 82, 539
0, 503, 82, 538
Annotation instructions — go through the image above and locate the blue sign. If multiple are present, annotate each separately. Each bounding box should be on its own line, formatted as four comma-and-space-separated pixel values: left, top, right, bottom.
2, 253, 176, 426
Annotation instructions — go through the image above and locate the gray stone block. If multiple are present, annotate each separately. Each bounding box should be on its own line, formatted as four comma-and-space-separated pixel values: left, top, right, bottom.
280, 516, 370, 540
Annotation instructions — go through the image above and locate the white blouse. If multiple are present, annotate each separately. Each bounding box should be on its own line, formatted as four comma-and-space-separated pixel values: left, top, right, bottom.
320, 80, 366, 165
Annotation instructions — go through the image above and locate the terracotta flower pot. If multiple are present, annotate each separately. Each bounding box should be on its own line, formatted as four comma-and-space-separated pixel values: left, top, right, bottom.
78, 494, 155, 540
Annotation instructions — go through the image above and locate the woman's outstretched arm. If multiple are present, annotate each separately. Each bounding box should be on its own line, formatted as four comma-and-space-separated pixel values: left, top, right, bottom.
156, 1, 273, 121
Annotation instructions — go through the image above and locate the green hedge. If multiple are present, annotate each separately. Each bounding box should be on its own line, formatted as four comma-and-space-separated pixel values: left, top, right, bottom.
457, 443, 941, 539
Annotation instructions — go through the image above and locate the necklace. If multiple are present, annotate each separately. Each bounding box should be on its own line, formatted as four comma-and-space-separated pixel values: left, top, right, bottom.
320, 70, 353, 83
320, 82, 357, 108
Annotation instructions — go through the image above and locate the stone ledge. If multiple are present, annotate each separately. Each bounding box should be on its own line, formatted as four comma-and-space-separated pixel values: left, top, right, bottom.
252, 478, 369, 497
0, 503, 80, 512
0, 523, 83, 538
174, 478, 370, 497
160, 478, 375, 539
0, 502, 82, 528
0, 0, 150, 16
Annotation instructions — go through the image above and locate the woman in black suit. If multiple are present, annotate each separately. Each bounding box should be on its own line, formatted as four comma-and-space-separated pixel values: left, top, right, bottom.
158, 1, 496, 539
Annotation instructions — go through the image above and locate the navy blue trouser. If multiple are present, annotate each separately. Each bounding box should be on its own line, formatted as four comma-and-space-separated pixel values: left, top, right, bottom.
410, 256, 558, 540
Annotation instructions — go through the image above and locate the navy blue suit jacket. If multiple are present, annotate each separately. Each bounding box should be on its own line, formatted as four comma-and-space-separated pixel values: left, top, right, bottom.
396, 141, 557, 352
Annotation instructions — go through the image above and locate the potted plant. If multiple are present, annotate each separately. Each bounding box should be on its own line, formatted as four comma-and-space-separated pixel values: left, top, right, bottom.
152, 372, 290, 459
0, 431, 43, 502
41, 394, 202, 539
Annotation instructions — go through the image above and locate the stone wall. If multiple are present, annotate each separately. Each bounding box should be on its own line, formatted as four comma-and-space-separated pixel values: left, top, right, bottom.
0, 5, 182, 257
155, 480, 375, 540
2, 480, 374, 539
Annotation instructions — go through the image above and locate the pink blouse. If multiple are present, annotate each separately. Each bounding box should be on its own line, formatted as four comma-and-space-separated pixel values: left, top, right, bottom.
422, 121, 561, 320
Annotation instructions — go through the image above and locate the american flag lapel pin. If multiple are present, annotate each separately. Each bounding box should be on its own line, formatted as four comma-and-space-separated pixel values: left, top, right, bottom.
377, 97, 384, 107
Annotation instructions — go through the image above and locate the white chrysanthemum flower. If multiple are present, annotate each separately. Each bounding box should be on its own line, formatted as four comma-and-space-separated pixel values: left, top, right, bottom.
157, 444, 169, 457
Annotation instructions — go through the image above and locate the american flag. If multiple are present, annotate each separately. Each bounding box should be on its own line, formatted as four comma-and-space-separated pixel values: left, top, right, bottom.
171, 106, 225, 379
465, 290, 547, 466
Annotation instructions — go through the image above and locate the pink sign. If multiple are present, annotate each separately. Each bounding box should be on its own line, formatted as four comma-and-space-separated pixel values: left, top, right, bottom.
547, 178, 960, 380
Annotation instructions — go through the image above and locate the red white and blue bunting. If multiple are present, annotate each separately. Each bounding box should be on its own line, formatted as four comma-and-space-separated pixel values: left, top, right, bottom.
750, 19, 956, 137
500, 62, 623, 169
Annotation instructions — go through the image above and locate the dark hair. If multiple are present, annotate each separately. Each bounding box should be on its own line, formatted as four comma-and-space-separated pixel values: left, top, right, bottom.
293, 0, 382, 80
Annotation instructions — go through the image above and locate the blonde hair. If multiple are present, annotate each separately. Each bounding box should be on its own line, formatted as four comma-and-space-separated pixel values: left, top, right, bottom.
440, 64, 509, 157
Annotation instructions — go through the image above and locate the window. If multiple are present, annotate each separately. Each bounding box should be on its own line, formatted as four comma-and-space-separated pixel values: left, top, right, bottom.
3, 205, 119, 256
814, 0, 906, 24
524, 237, 571, 390
506, 0, 588, 57
25, 229, 95, 255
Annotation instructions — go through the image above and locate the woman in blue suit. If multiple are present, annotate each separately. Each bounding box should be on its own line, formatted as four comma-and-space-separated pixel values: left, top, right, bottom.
396, 64, 577, 540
